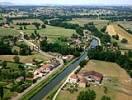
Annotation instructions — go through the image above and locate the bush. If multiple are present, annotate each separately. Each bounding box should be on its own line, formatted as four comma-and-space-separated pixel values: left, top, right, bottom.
121, 38, 128, 43
101, 95, 111, 100
112, 34, 119, 40
13, 55, 20, 63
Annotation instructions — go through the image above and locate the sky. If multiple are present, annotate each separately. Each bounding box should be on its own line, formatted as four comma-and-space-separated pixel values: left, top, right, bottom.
0, 0, 132, 5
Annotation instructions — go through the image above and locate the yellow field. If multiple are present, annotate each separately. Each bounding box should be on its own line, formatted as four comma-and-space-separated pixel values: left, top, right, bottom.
106, 24, 132, 49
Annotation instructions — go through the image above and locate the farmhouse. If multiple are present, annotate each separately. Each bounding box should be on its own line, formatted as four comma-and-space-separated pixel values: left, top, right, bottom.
62, 55, 74, 62
69, 74, 79, 83
78, 71, 103, 84
78, 78, 88, 88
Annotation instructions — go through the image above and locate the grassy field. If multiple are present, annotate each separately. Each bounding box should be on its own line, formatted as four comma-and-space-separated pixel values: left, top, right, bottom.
0, 53, 51, 63
12, 19, 43, 24
0, 27, 20, 36
67, 18, 109, 30
56, 60, 132, 100
18, 25, 76, 42
106, 24, 132, 49
81, 60, 130, 83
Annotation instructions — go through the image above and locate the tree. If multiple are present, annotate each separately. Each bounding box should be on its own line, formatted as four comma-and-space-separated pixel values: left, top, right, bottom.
19, 26, 23, 30
13, 55, 20, 63
41, 24, 46, 28
101, 95, 111, 100
101, 26, 106, 33
79, 60, 88, 68
0, 86, 4, 99
112, 42, 118, 47
121, 38, 128, 43
112, 34, 119, 40
24, 25, 27, 30
33, 23, 40, 30
77, 89, 96, 100
2, 61, 7, 69
76, 27, 84, 36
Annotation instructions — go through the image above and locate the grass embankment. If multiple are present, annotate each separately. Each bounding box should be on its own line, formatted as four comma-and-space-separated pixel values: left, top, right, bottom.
56, 60, 132, 100
20, 58, 78, 100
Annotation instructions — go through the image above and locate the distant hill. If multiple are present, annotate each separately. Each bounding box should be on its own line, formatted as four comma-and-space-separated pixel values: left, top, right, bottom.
0, 2, 14, 6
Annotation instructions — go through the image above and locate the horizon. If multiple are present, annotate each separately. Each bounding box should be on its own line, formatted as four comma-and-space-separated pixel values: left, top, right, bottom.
0, 0, 132, 6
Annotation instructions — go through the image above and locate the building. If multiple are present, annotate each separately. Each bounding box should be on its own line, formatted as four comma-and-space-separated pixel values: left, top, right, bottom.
78, 78, 88, 88
62, 55, 74, 62
78, 71, 103, 84
69, 74, 79, 83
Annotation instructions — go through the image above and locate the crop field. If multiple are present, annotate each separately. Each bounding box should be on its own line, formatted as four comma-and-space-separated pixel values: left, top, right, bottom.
67, 18, 109, 29
12, 19, 43, 24
56, 60, 132, 100
106, 24, 132, 49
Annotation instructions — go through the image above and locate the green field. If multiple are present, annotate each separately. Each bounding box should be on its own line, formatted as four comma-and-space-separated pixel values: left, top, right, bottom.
56, 60, 132, 100
0, 27, 20, 36
0, 53, 51, 63
67, 18, 109, 30
0, 24, 76, 42
12, 19, 43, 24
18, 25, 76, 42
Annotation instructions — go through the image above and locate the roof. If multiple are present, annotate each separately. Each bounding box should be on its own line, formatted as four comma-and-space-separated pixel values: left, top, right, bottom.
70, 74, 78, 80
79, 71, 103, 79
79, 78, 87, 83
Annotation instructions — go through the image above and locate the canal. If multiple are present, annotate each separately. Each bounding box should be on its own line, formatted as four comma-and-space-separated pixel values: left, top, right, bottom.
31, 39, 99, 100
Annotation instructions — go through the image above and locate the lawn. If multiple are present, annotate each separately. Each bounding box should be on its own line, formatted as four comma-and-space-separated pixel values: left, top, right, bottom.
0, 53, 51, 63
18, 25, 76, 42
67, 18, 109, 30
56, 60, 132, 100
0, 27, 20, 37
106, 24, 132, 49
